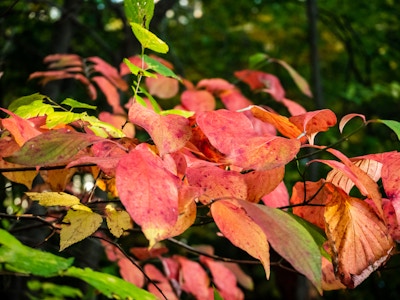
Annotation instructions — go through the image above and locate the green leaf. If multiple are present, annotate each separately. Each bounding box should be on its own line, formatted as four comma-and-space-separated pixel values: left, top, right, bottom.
4, 130, 105, 166
378, 119, 400, 141
8, 93, 54, 118
213, 286, 224, 300
61, 98, 97, 110
130, 22, 169, 53
248, 53, 270, 69
46, 111, 82, 128
0, 229, 74, 277
137, 85, 162, 113
81, 115, 126, 138
143, 55, 180, 80
160, 109, 194, 118
123, 58, 156, 78
289, 213, 330, 260
255, 204, 322, 293
27, 280, 83, 299
124, 0, 154, 29
26, 192, 81, 207
60, 210, 103, 251
63, 266, 157, 300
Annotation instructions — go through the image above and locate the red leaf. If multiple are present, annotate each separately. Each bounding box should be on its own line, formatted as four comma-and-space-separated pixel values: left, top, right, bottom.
129, 102, 192, 156
181, 90, 216, 112
289, 109, 337, 144
146, 75, 179, 99
115, 144, 181, 246
262, 181, 289, 208
323, 183, 394, 288
220, 90, 253, 111
118, 257, 145, 288
339, 113, 367, 133
197, 78, 235, 94
43, 54, 83, 67
91, 76, 124, 114
186, 163, 248, 204
235, 70, 285, 101
144, 264, 179, 300
1, 109, 43, 146
281, 98, 307, 116
200, 256, 244, 300
87, 56, 128, 91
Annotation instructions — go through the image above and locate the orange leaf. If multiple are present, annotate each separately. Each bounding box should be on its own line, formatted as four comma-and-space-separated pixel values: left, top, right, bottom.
249, 105, 303, 139
211, 199, 271, 278
323, 183, 394, 288
290, 180, 327, 230
242, 167, 285, 203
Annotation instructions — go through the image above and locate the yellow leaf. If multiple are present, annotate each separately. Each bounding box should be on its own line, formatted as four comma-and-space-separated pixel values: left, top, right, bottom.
26, 192, 80, 207
105, 205, 132, 238
60, 210, 103, 251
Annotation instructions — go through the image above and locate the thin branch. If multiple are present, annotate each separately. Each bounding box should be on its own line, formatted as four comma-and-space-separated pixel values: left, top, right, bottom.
92, 236, 169, 300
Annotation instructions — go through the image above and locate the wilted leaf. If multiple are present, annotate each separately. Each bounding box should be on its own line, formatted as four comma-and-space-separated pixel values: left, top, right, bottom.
323, 183, 394, 288
0, 229, 74, 277
64, 266, 156, 300
60, 210, 103, 251
26, 192, 80, 207
339, 113, 367, 133
105, 205, 132, 238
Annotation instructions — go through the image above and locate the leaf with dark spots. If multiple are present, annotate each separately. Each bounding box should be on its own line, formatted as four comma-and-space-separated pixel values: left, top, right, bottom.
4, 130, 105, 167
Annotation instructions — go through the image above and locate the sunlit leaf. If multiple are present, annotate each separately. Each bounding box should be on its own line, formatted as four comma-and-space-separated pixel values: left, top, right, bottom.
26, 192, 80, 207
8, 93, 54, 118
105, 205, 132, 238
60, 210, 103, 251
130, 23, 169, 53
61, 98, 97, 110
45, 111, 82, 128
0, 229, 74, 277
324, 183, 394, 288
64, 266, 156, 300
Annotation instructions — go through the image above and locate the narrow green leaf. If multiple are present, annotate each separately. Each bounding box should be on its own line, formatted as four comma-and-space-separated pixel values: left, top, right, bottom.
61, 98, 97, 110
4, 130, 105, 166
26, 192, 81, 207
0, 229, 74, 277
137, 85, 162, 113
123, 58, 156, 78
160, 109, 194, 118
378, 119, 400, 141
60, 210, 103, 251
143, 55, 181, 80
63, 266, 157, 300
81, 115, 126, 138
27, 280, 83, 298
248, 53, 270, 69
124, 0, 154, 29
130, 22, 169, 53
213, 286, 224, 300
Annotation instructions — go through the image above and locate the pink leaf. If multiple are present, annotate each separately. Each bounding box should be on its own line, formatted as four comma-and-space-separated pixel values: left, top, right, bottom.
118, 257, 145, 288
262, 181, 290, 208
220, 90, 253, 111
197, 78, 235, 93
181, 90, 216, 112
87, 56, 128, 91
339, 113, 367, 133
91, 76, 124, 114
144, 264, 179, 300
146, 75, 179, 99
129, 102, 192, 156
115, 144, 181, 246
